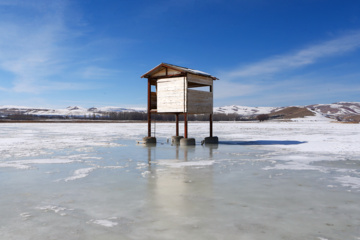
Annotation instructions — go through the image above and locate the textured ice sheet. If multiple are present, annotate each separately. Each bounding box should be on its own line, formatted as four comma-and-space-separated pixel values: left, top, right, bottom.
1, 120, 360, 239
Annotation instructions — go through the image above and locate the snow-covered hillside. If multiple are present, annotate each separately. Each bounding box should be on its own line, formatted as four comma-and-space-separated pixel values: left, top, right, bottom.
307, 102, 360, 116
1, 102, 359, 120
0, 106, 146, 118
214, 105, 283, 116
214, 102, 360, 119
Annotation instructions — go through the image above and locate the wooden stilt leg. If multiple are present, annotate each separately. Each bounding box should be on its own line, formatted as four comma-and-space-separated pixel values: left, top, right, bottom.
176, 113, 179, 137
147, 79, 151, 137
184, 113, 188, 138
210, 113, 213, 137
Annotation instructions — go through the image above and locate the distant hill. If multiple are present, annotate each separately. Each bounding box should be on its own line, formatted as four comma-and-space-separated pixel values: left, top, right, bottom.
305, 102, 360, 123
0, 106, 145, 118
269, 107, 315, 119
213, 105, 282, 116
214, 102, 360, 122
1, 102, 359, 122
306, 102, 360, 118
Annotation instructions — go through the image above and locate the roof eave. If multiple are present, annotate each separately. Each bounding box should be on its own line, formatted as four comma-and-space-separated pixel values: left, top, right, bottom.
141, 62, 219, 80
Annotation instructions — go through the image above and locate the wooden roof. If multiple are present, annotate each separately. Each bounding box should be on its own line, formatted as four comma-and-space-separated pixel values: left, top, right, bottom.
141, 63, 219, 80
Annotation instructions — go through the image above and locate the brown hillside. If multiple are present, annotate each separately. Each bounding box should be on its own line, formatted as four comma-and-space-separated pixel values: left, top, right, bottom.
269, 107, 315, 119
341, 114, 360, 123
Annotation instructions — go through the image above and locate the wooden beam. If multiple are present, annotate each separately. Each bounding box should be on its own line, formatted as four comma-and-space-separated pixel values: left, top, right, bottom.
150, 73, 186, 79
141, 63, 218, 80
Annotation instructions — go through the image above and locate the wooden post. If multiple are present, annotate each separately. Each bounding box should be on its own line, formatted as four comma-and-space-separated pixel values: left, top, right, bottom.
184, 113, 188, 138
175, 113, 179, 137
210, 84, 213, 138
147, 78, 151, 137
210, 113, 213, 137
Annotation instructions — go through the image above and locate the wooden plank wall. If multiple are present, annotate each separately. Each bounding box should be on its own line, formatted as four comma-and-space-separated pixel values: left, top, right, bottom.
187, 73, 213, 86
150, 92, 157, 110
152, 68, 166, 77
187, 89, 213, 114
187, 73, 213, 114
152, 68, 181, 77
157, 77, 186, 113
156, 74, 213, 114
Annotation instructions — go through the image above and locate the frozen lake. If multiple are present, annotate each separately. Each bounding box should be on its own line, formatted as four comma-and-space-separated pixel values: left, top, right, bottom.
1, 120, 360, 239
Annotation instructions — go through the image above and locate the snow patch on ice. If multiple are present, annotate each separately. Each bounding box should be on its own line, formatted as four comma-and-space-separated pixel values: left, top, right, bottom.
88, 218, 118, 227
263, 155, 327, 172
37, 205, 73, 216
335, 176, 360, 189
264, 162, 326, 171
136, 162, 148, 169
64, 167, 96, 182
141, 170, 151, 178
0, 162, 31, 169
20, 212, 32, 220
0, 158, 77, 169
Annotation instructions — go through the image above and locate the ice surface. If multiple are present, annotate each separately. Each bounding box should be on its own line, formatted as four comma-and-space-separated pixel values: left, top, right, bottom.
0, 120, 360, 239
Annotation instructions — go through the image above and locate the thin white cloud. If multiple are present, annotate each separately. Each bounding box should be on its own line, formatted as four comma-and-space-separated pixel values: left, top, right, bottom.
0, 1, 121, 94
259, 83, 360, 107
0, 86, 8, 92
226, 30, 360, 78
214, 31, 360, 105
80, 66, 122, 80
0, 1, 69, 93
219, 72, 360, 106
215, 81, 265, 99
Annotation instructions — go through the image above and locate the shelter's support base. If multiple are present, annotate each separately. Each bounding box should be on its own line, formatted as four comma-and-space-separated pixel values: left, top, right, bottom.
203, 136, 219, 144
180, 138, 196, 146
142, 137, 157, 144
171, 136, 184, 144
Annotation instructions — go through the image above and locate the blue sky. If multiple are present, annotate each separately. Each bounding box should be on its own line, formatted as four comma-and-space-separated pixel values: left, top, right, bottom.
0, 0, 360, 108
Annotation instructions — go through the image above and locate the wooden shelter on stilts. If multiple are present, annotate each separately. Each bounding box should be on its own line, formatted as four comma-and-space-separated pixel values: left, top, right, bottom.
141, 63, 219, 146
